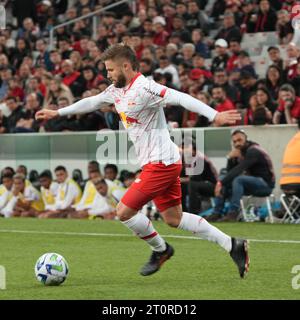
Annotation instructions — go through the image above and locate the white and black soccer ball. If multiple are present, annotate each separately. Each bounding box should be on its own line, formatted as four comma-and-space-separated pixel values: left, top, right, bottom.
34, 253, 69, 286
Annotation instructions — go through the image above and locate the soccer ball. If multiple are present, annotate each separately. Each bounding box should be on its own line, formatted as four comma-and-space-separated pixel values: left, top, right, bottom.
34, 253, 69, 286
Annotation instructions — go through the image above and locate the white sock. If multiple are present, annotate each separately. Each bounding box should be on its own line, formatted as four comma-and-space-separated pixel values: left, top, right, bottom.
122, 212, 166, 252
178, 212, 232, 252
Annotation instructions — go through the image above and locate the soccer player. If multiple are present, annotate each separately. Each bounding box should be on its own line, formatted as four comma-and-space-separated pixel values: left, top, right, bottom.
36, 44, 249, 278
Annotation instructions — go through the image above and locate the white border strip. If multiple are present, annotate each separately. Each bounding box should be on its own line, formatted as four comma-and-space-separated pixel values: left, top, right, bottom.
1, 229, 300, 244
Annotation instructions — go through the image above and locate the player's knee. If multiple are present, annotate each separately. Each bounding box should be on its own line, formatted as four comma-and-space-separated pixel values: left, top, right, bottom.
116, 203, 134, 221
164, 216, 180, 228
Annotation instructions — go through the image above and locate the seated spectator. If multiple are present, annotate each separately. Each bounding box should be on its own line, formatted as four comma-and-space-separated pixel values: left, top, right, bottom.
104, 164, 122, 187
186, 1, 210, 35
182, 141, 218, 214
44, 76, 74, 107
239, 0, 257, 33
285, 43, 300, 80
17, 17, 40, 45
86, 178, 126, 220
10, 38, 31, 69
238, 71, 258, 109
191, 30, 209, 60
39, 166, 82, 218
0, 66, 12, 101
273, 84, 300, 124
16, 165, 32, 188
181, 43, 196, 66
264, 65, 284, 100
58, 37, 74, 60
1, 173, 44, 218
152, 16, 169, 46
172, 15, 192, 43
226, 39, 241, 73
214, 12, 242, 43
39, 170, 59, 211
280, 118, 300, 198
254, 0, 277, 32
207, 129, 275, 222
61, 59, 86, 98
0, 173, 13, 215
289, 62, 300, 97
140, 58, 155, 80
256, 87, 277, 115
35, 38, 52, 71
154, 55, 180, 88
237, 50, 257, 79
82, 66, 103, 90
211, 68, 239, 104
276, 9, 294, 45
267, 46, 284, 73
3, 96, 26, 133
49, 50, 62, 75
211, 85, 236, 113
211, 39, 229, 73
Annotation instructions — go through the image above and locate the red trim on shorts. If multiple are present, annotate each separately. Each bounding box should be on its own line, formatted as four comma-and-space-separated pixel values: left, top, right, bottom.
141, 231, 158, 240
160, 88, 167, 97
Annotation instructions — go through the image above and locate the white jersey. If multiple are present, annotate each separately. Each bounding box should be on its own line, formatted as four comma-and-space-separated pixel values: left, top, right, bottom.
58, 73, 217, 167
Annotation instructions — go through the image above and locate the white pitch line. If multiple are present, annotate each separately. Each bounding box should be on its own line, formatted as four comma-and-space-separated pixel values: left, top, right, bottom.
1, 229, 300, 244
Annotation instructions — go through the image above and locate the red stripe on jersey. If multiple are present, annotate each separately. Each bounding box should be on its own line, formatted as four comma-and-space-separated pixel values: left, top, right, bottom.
125, 72, 142, 93
141, 231, 158, 240
160, 88, 167, 97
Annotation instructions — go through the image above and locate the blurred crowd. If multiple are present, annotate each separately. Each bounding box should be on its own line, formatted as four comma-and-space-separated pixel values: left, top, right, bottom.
0, 0, 300, 133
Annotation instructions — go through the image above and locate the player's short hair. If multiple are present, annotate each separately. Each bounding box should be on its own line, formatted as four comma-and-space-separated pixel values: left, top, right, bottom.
13, 173, 26, 182
104, 163, 118, 174
54, 166, 67, 172
39, 170, 52, 180
101, 43, 139, 71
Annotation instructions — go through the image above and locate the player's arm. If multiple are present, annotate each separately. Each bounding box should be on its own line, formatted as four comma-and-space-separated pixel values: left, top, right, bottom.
164, 88, 240, 126
35, 88, 114, 121
143, 80, 240, 126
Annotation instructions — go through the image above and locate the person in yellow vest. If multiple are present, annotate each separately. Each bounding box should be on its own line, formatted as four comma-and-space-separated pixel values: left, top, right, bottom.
68, 169, 117, 219
16, 165, 32, 188
39, 166, 82, 218
39, 170, 59, 211
280, 120, 300, 197
104, 163, 122, 187
88, 178, 127, 220
68, 169, 102, 218
1, 173, 44, 217
0, 173, 14, 216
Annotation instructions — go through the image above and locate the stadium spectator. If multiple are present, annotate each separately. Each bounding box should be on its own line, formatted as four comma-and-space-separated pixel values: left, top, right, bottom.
191, 29, 210, 58
104, 164, 122, 186
1, 173, 44, 218
211, 85, 236, 113
211, 39, 229, 73
289, 62, 300, 97
185, 1, 210, 35
3, 96, 26, 133
211, 68, 239, 104
264, 65, 284, 100
254, 0, 278, 32
61, 59, 85, 97
155, 55, 180, 88
171, 15, 192, 44
181, 43, 196, 66
273, 84, 300, 124
208, 129, 275, 222
239, 0, 257, 33
267, 46, 285, 72
0, 173, 13, 215
39, 170, 59, 211
153, 16, 169, 46
238, 71, 258, 109
12, 0, 38, 28
277, 9, 294, 45
44, 76, 74, 107
140, 58, 155, 80
226, 39, 241, 73
214, 12, 242, 43
183, 143, 218, 214
39, 166, 82, 218
285, 43, 300, 80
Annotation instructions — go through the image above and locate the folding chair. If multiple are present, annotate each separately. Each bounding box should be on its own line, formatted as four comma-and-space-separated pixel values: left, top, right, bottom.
280, 192, 300, 223
240, 194, 274, 223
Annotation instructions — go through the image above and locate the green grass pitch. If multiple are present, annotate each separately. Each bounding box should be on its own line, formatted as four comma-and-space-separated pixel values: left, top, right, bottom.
0, 218, 300, 300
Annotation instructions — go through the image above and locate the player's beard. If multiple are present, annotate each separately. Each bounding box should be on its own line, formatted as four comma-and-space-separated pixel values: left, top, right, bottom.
114, 72, 127, 88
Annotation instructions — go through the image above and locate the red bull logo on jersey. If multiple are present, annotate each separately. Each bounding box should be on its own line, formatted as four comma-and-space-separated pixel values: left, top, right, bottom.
119, 112, 140, 128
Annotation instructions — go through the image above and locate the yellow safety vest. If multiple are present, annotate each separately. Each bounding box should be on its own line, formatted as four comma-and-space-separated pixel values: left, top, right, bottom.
280, 131, 300, 185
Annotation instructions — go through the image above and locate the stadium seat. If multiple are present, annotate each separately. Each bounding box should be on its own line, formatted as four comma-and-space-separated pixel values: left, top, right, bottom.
240, 195, 274, 223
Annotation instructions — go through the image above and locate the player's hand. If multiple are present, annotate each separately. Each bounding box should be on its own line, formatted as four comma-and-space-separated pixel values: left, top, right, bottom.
213, 110, 241, 126
35, 109, 59, 121
214, 181, 222, 197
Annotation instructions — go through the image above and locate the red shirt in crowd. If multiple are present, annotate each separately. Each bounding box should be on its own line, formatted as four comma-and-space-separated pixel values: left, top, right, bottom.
215, 98, 235, 112
277, 96, 300, 119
